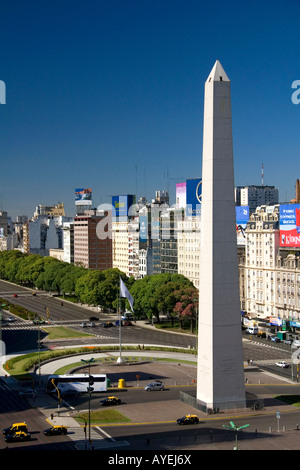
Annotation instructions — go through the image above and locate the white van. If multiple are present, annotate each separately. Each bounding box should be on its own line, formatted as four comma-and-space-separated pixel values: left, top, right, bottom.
246, 327, 258, 335
292, 339, 300, 348
121, 312, 133, 321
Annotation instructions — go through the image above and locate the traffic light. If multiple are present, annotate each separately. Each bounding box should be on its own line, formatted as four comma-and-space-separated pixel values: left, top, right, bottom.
87, 376, 94, 392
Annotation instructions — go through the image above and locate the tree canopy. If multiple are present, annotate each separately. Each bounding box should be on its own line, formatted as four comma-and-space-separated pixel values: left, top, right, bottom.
0, 251, 197, 319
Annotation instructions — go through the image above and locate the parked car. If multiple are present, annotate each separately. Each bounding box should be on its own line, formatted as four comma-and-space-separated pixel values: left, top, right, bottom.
80, 322, 87, 327
276, 361, 289, 368
5, 317, 16, 322
100, 396, 121, 406
123, 321, 132, 326
13, 294, 18, 298
44, 425, 68, 436
283, 339, 293, 345
5, 431, 31, 442
177, 414, 199, 425
86, 322, 96, 327
144, 381, 164, 391
89, 316, 99, 321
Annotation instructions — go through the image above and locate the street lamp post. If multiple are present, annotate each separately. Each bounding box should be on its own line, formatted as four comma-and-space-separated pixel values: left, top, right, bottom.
223, 421, 250, 450
81, 358, 95, 449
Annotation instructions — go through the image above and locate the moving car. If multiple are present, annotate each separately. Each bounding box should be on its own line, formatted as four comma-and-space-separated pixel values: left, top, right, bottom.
144, 381, 164, 391
33, 318, 46, 324
44, 425, 68, 436
5, 431, 31, 442
3, 422, 28, 435
177, 414, 199, 425
100, 396, 121, 406
257, 331, 266, 338
276, 361, 289, 368
80, 322, 87, 327
271, 336, 280, 342
86, 322, 96, 327
101, 322, 113, 328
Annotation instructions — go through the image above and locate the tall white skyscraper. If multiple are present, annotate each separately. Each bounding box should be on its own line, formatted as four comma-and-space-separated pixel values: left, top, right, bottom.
196, 61, 245, 410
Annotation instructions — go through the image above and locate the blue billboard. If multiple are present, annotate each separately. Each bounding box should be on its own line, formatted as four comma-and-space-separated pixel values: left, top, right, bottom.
185, 178, 202, 216
236, 206, 249, 245
139, 215, 148, 241
279, 204, 300, 247
112, 195, 136, 218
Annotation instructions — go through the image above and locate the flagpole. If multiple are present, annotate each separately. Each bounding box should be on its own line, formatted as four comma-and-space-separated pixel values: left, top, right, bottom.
118, 277, 134, 364
117, 283, 123, 363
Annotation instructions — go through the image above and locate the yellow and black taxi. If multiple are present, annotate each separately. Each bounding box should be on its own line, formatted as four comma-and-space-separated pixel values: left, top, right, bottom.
5, 431, 31, 442
177, 414, 199, 425
44, 425, 68, 436
100, 396, 121, 406
3, 422, 28, 435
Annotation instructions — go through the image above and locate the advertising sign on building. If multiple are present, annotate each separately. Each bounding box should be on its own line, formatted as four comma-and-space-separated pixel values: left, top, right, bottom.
176, 182, 186, 209
75, 188, 92, 205
236, 206, 249, 245
279, 204, 300, 247
139, 215, 148, 241
185, 178, 202, 216
269, 317, 282, 327
112, 195, 136, 218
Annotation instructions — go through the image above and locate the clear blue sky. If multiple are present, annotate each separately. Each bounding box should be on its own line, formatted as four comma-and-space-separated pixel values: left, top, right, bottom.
0, 0, 299, 220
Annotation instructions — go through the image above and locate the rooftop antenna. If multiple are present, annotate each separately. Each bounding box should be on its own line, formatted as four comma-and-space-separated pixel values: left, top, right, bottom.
261, 163, 264, 186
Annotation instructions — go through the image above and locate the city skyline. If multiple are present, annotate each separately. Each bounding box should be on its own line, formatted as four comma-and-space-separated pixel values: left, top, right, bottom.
0, 0, 299, 220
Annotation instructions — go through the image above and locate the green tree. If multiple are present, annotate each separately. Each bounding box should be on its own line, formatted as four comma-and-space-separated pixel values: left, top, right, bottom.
74, 270, 106, 305
129, 273, 194, 322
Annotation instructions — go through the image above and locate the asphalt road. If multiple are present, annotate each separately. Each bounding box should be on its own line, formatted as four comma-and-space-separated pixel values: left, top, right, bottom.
3, 279, 300, 450
0, 380, 74, 450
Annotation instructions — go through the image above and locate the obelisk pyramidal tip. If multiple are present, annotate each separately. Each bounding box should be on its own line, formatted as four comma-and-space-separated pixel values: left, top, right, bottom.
196, 61, 246, 410
206, 60, 230, 82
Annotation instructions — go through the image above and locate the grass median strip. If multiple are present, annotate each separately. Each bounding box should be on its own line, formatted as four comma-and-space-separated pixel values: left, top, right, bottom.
75, 409, 131, 425
274, 395, 300, 407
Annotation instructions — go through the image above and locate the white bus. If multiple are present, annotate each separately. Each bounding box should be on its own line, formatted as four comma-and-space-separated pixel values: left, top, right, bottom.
46, 374, 108, 395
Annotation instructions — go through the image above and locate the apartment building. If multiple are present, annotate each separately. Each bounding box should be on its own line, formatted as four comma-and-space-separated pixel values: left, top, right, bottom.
73, 210, 112, 270
242, 204, 300, 324
235, 185, 279, 213
177, 214, 201, 287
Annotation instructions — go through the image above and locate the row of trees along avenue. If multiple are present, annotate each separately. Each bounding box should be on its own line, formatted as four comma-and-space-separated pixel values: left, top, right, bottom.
0, 250, 198, 330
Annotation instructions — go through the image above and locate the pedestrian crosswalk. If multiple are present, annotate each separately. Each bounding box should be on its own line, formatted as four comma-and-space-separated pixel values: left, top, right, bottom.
0, 320, 89, 330
61, 425, 129, 449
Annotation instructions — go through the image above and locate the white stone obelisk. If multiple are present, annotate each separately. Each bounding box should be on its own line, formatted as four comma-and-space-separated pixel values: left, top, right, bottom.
196, 61, 245, 410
